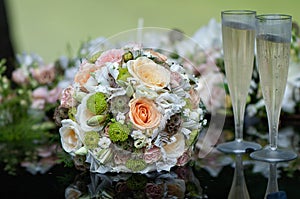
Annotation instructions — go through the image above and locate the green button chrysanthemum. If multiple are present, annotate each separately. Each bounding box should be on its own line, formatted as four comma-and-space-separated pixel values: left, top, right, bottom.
108, 122, 130, 142
87, 92, 107, 115
125, 159, 147, 172
84, 131, 100, 149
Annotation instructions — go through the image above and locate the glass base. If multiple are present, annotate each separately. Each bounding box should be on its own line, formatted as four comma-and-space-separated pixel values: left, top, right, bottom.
250, 146, 298, 163
216, 140, 262, 154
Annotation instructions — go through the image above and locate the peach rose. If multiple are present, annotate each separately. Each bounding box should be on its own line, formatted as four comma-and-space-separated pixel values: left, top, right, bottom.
74, 62, 99, 87
129, 97, 161, 130
127, 57, 171, 89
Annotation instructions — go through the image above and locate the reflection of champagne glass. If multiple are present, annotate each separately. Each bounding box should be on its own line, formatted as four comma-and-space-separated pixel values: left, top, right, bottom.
217, 10, 261, 153
265, 163, 278, 198
250, 14, 297, 162
228, 154, 250, 199
264, 163, 287, 199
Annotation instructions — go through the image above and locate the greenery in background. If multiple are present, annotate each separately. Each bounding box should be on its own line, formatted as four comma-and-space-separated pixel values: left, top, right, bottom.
0, 61, 59, 175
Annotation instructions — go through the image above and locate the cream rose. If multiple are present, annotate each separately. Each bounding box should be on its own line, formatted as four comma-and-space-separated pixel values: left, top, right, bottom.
129, 97, 162, 130
127, 57, 171, 89
163, 133, 185, 159
59, 119, 84, 154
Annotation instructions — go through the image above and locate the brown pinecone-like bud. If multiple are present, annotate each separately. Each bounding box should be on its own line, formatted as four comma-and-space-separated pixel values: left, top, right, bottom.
165, 113, 182, 136
53, 106, 69, 126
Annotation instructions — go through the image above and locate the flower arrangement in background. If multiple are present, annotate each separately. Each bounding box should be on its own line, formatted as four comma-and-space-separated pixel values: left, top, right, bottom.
0, 52, 79, 175
185, 19, 300, 118
55, 44, 207, 173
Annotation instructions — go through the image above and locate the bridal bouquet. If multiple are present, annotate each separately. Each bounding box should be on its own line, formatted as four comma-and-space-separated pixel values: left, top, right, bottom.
56, 44, 206, 173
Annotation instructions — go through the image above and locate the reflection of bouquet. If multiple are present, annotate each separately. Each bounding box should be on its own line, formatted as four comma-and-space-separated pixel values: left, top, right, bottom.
65, 166, 205, 198
56, 45, 206, 173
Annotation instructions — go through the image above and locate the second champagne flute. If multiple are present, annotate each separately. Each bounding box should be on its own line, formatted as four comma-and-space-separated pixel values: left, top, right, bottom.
217, 10, 261, 154
250, 14, 297, 162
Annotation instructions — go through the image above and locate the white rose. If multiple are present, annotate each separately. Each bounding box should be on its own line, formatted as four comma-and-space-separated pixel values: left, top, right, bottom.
59, 119, 84, 154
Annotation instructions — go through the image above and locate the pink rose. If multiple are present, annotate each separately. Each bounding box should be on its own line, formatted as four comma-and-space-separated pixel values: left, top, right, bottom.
60, 86, 76, 108
95, 49, 124, 66
143, 146, 162, 164
31, 64, 56, 84
12, 68, 29, 85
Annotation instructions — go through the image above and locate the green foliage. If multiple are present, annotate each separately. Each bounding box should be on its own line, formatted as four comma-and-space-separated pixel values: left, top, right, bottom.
56, 151, 74, 168
0, 64, 58, 175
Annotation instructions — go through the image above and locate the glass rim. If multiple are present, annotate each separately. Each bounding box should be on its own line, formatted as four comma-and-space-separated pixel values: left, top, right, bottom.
256, 14, 292, 20
221, 10, 256, 15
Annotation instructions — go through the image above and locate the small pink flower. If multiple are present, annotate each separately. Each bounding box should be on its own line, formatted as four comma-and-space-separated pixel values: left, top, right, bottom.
32, 87, 48, 99
176, 151, 190, 166
143, 146, 162, 164
60, 86, 76, 108
31, 64, 56, 84
95, 49, 124, 66
114, 151, 130, 165
12, 68, 29, 85
170, 71, 182, 89
47, 87, 63, 104
31, 98, 46, 109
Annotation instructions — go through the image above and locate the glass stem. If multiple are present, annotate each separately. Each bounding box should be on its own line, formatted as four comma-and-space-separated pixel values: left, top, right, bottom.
268, 114, 279, 151
234, 109, 244, 142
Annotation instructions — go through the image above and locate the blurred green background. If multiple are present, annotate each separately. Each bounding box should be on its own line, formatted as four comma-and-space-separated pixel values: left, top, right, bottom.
6, 0, 300, 62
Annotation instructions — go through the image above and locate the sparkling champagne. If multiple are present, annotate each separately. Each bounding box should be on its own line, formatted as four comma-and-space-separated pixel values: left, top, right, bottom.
256, 34, 290, 140
222, 22, 255, 129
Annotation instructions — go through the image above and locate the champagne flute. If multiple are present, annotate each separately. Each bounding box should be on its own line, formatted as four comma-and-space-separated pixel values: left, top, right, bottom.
250, 14, 297, 162
217, 10, 262, 153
